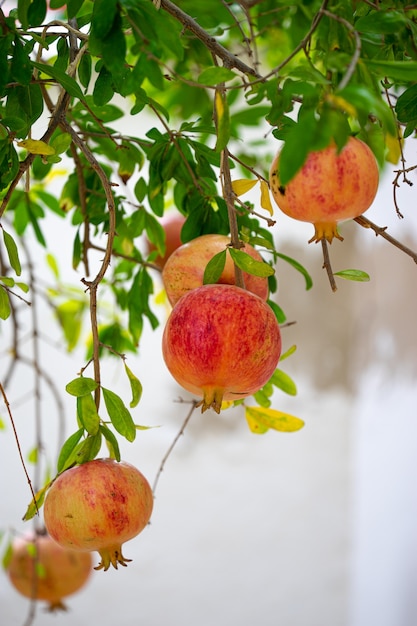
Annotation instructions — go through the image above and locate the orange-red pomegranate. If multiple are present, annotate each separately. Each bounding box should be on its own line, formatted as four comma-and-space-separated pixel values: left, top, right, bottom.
43, 459, 153, 571
146, 212, 186, 268
162, 284, 281, 413
269, 137, 379, 242
7, 530, 92, 611
162, 233, 269, 306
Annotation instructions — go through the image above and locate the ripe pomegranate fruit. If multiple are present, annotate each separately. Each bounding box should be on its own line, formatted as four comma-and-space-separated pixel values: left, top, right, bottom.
269, 137, 379, 242
7, 530, 92, 611
43, 458, 153, 571
162, 233, 269, 306
146, 212, 186, 268
162, 283, 281, 413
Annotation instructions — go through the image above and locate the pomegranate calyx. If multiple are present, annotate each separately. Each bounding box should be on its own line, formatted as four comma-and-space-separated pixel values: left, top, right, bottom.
197, 387, 225, 414
308, 221, 344, 244
47, 600, 68, 612
95, 546, 132, 572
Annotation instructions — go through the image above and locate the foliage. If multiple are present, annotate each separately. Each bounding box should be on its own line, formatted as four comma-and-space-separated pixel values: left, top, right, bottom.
1, 0, 417, 544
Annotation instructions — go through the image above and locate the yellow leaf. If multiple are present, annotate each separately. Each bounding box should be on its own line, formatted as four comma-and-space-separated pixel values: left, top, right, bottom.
231, 178, 258, 196
325, 93, 357, 118
220, 400, 234, 411
260, 180, 274, 216
385, 130, 402, 165
17, 139, 55, 156
245, 406, 304, 435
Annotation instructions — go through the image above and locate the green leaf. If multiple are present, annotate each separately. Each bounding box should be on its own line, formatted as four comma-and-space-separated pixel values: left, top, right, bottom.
333, 269, 370, 282
2, 228, 21, 276
22, 482, 51, 521
362, 59, 417, 83
267, 299, 286, 324
0, 288, 10, 320
77, 394, 100, 435
355, 10, 406, 34
124, 363, 143, 409
245, 406, 304, 435
203, 249, 227, 284
395, 84, 417, 124
100, 424, 121, 461
276, 252, 313, 290
198, 67, 237, 86
228, 247, 275, 277
66, 377, 98, 397
57, 427, 84, 473
102, 387, 136, 442
31, 61, 85, 101
60, 432, 102, 470
270, 369, 297, 396
91, 0, 118, 39
27, 447, 38, 463
279, 344, 297, 361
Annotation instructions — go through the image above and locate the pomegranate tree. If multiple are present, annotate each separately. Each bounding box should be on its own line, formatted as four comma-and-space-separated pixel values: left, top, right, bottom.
43, 458, 153, 571
269, 137, 379, 242
7, 530, 92, 611
162, 283, 281, 413
162, 233, 269, 306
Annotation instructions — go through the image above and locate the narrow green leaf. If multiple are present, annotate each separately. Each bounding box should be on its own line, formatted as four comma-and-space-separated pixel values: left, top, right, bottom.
395, 84, 417, 124
280, 344, 297, 361
2, 540, 13, 570
363, 59, 417, 82
333, 269, 370, 282
0, 287, 10, 320
57, 427, 84, 473
203, 249, 227, 284
60, 432, 102, 472
27, 447, 38, 464
229, 247, 275, 277
31, 61, 85, 101
198, 67, 237, 86
22, 482, 51, 521
102, 387, 136, 442
267, 299, 286, 324
65, 377, 98, 397
77, 394, 100, 435
124, 363, 143, 408
276, 252, 313, 290
100, 424, 121, 461
270, 369, 297, 396
2, 229, 21, 276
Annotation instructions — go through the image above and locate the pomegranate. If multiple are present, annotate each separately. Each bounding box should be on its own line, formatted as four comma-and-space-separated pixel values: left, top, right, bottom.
7, 530, 92, 611
162, 283, 281, 413
162, 233, 269, 306
269, 137, 379, 242
146, 212, 186, 268
43, 458, 153, 571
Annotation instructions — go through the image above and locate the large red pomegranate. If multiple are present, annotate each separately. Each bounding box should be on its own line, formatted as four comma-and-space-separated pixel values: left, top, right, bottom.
269, 137, 379, 242
162, 233, 269, 306
162, 283, 281, 413
7, 530, 92, 611
43, 458, 153, 571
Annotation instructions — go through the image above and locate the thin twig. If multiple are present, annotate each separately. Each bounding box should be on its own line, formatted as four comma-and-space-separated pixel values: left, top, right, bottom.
159, 0, 260, 78
321, 9, 362, 90
321, 239, 337, 292
221, 148, 246, 288
354, 215, 417, 264
0, 383, 38, 512
152, 400, 198, 496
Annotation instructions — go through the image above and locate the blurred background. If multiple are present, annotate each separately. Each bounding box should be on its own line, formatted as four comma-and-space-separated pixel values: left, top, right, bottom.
1, 123, 417, 626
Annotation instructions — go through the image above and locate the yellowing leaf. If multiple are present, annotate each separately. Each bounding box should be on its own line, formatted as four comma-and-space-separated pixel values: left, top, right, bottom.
214, 90, 230, 152
325, 93, 357, 117
245, 406, 304, 435
385, 130, 402, 164
17, 139, 55, 156
231, 178, 258, 196
260, 180, 274, 216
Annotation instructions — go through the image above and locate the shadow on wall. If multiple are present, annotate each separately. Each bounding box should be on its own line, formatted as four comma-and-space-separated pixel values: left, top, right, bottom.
272, 219, 417, 393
